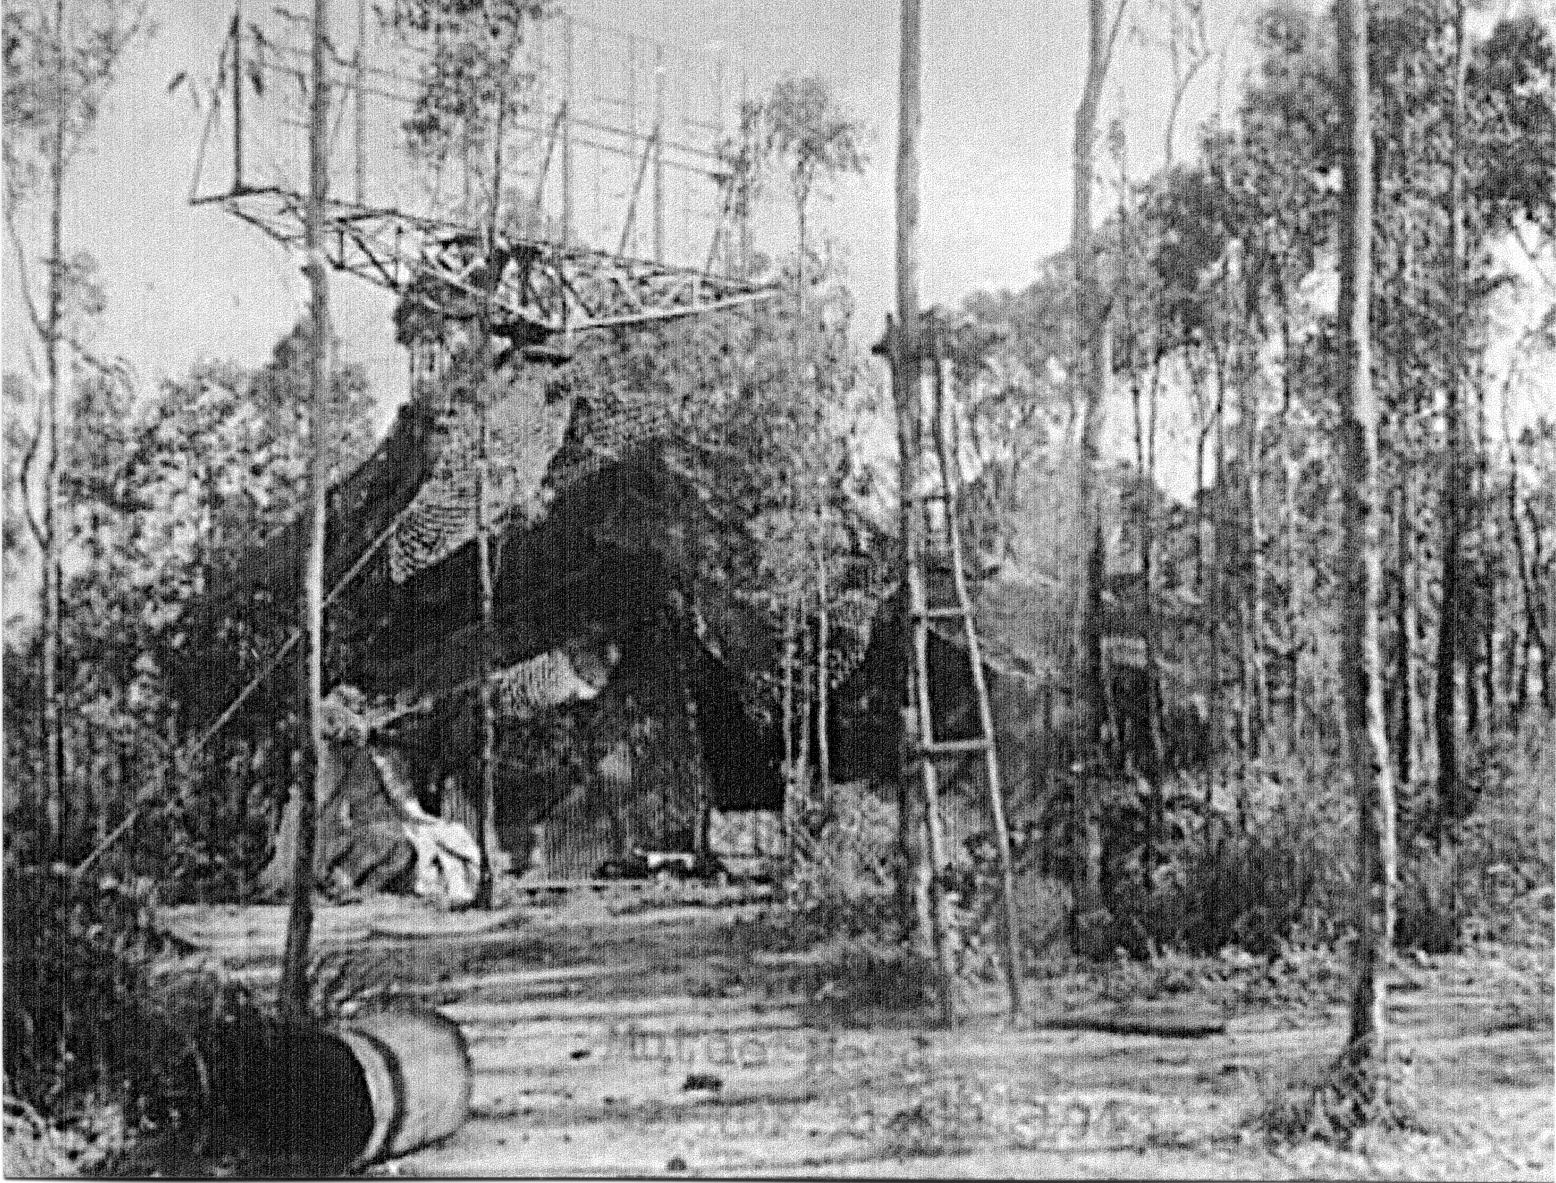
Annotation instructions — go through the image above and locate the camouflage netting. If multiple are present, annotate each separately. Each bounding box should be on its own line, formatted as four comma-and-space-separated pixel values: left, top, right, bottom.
388, 381, 572, 581
387, 387, 678, 582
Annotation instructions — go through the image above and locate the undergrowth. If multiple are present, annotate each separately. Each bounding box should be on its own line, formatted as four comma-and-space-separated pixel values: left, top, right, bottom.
1251, 1051, 1441, 1149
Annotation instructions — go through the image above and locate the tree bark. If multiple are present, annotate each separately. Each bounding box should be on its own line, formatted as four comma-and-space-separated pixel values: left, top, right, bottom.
781, 594, 797, 801
1434, 0, 1469, 825
893, 0, 924, 945
1507, 462, 1543, 719
1335, 0, 1397, 1087
892, 1, 955, 1008
41, 0, 68, 857
469, 24, 522, 909
1121, 177, 1167, 814
279, 0, 332, 1020
470, 380, 498, 909
1236, 302, 1269, 759
816, 557, 832, 800
1070, 0, 1124, 943
1393, 480, 1418, 789
1281, 305, 1301, 752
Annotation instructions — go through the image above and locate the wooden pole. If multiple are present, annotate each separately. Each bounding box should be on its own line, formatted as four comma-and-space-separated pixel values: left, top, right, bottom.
653, 43, 665, 263
41, 0, 67, 856
471, 18, 519, 910
894, 0, 956, 1027
1434, 0, 1469, 825
1336, 0, 1397, 1088
354, 0, 365, 205
1069, 0, 1119, 949
279, 0, 332, 1020
562, 15, 573, 246
232, 1, 244, 191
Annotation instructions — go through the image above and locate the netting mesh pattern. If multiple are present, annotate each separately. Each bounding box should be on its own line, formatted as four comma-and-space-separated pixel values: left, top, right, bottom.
388, 387, 681, 583
546, 392, 679, 495
388, 384, 569, 582
491, 649, 601, 719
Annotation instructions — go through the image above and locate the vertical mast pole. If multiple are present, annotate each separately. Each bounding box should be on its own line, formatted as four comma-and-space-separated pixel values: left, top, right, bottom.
354, 0, 365, 204
232, 1, 244, 191
893, 0, 956, 1026
653, 43, 665, 263
562, 14, 573, 247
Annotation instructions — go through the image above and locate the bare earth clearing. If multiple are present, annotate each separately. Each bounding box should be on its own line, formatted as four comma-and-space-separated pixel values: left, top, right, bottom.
163, 894, 1554, 1180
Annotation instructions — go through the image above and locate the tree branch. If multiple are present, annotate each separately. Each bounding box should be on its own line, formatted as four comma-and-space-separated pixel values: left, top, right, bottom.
4, 200, 49, 345
5, 200, 135, 386
1101, 0, 1131, 83
17, 396, 46, 553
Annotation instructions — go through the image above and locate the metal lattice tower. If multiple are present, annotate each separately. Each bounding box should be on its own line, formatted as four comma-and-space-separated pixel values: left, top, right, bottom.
191, 0, 771, 345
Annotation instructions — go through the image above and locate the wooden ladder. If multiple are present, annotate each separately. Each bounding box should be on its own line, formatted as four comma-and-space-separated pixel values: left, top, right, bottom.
904, 313, 1024, 1023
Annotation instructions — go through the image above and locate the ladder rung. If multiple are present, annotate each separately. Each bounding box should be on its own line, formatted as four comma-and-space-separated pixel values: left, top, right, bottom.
915, 606, 968, 619
920, 738, 992, 756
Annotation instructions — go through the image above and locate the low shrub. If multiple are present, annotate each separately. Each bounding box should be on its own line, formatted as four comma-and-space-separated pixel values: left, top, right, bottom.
782, 780, 900, 941
1093, 760, 1350, 959
2, 862, 262, 1171
1252, 1051, 1435, 1148
1397, 723, 1554, 954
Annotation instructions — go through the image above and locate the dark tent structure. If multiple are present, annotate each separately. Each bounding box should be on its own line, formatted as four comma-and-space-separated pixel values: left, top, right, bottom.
184, 392, 786, 884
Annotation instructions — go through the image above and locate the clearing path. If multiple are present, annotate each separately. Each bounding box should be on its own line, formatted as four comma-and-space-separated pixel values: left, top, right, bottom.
165, 893, 1553, 1179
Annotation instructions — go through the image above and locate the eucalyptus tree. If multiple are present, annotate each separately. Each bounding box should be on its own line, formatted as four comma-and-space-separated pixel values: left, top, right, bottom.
3, 0, 148, 854
390, 0, 543, 907
1070, 0, 1130, 948
748, 73, 866, 802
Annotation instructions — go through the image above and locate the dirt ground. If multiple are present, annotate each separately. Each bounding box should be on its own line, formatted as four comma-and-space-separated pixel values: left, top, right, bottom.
162, 892, 1554, 1180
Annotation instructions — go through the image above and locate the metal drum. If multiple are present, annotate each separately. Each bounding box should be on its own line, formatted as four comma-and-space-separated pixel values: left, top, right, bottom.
331, 1007, 472, 1169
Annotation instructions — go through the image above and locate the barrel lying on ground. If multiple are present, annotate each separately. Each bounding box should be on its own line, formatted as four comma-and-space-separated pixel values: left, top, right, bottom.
216, 1007, 470, 1175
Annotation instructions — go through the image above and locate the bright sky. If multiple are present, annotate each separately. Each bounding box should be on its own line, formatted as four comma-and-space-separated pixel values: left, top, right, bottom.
3, 0, 1550, 511
2, 0, 1255, 416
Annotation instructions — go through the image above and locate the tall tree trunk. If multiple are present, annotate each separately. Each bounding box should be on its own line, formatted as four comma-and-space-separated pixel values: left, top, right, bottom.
781, 594, 797, 798
1071, 0, 1123, 944
469, 33, 521, 909
892, 0, 953, 990
1434, 0, 1469, 825
1474, 376, 1495, 739
816, 553, 832, 800
1121, 176, 1167, 821
41, 0, 68, 857
797, 625, 813, 801
1281, 304, 1301, 752
1393, 480, 1418, 789
1521, 497, 1553, 714
1209, 347, 1228, 773
1335, 0, 1397, 1087
1194, 381, 1209, 597
279, 0, 332, 1020
1507, 463, 1538, 719
471, 384, 498, 908
1237, 311, 1269, 759
892, 0, 923, 946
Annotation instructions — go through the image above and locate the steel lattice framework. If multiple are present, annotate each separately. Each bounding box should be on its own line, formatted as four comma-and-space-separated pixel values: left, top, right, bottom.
190, 1, 772, 342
